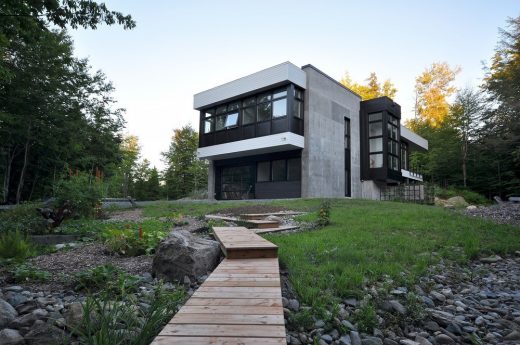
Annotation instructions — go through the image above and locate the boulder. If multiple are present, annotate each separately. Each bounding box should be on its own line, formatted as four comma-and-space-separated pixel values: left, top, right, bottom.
445, 196, 468, 208
0, 329, 24, 345
63, 302, 84, 331
24, 323, 69, 345
152, 230, 221, 282
0, 298, 18, 329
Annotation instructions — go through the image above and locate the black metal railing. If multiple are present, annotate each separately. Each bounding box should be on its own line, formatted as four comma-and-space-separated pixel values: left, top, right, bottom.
380, 183, 434, 204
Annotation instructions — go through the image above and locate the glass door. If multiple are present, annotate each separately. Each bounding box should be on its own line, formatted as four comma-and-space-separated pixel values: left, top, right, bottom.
220, 165, 255, 200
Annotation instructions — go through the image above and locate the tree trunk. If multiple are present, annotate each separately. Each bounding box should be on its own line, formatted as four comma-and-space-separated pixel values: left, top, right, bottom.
2, 153, 13, 204
462, 137, 468, 188
16, 124, 32, 204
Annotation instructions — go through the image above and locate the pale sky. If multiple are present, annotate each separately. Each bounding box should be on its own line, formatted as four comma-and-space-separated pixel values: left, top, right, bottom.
68, 1, 519, 169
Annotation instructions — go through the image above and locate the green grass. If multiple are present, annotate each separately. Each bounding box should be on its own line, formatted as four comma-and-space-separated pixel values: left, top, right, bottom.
260, 199, 519, 308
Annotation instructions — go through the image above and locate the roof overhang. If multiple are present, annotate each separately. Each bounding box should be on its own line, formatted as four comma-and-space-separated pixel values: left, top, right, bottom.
194, 62, 307, 110
400, 125, 428, 151
197, 132, 304, 160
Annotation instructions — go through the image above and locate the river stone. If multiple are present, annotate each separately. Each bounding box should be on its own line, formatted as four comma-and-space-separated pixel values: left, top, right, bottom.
321, 334, 333, 344
24, 323, 69, 345
152, 230, 221, 282
0, 298, 18, 328
399, 340, 420, 345
414, 336, 432, 345
362, 337, 383, 345
434, 334, 454, 345
504, 330, 520, 341
0, 328, 24, 345
64, 302, 84, 331
4, 292, 28, 308
350, 331, 362, 345
340, 335, 352, 345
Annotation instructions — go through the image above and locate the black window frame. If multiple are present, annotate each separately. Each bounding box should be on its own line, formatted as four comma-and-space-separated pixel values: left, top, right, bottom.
387, 113, 400, 172
368, 112, 384, 169
255, 157, 301, 183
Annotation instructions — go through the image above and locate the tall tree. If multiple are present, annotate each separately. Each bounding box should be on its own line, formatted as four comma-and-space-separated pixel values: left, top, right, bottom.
449, 88, 486, 187
340, 71, 397, 100
412, 62, 460, 128
162, 125, 208, 200
118, 135, 140, 198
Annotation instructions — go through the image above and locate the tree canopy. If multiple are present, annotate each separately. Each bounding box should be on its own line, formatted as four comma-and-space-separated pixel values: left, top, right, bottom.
340, 71, 397, 100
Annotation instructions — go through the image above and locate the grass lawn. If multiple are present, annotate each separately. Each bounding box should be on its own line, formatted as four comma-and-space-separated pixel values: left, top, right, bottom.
144, 198, 519, 310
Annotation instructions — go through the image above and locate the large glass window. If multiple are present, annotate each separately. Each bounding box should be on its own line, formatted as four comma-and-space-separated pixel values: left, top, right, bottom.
242, 107, 255, 125
368, 112, 384, 169
257, 102, 271, 122
369, 122, 382, 137
204, 118, 213, 134
257, 161, 270, 182
293, 100, 303, 119
387, 114, 400, 171
401, 142, 408, 170
370, 153, 383, 168
272, 160, 286, 181
272, 98, 287, 118
370, 138, 382, 152
215, 115, 226, 131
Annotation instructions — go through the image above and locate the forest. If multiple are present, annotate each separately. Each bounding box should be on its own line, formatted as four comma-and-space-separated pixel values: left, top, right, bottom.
1, 1, 519, 205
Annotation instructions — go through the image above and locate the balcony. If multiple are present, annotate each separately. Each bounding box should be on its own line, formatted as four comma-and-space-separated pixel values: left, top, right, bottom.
401, 169, 423, 182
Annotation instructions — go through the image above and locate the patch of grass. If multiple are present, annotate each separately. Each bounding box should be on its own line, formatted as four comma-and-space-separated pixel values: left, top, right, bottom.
0, 230, 36, 260
100, 223, 167, 256
11, 263, 51, 282
74, 264, 140, 295
0, 203, 47, 234
77, 283, 187, 345
354, 298, 377, 333
264, 199, 520, 309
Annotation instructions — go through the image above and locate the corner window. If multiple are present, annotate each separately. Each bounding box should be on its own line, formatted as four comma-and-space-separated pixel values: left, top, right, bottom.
204, 118, 214, 133
370, 154, 383, 168
293, 100, 303, 118
369, 122, 382, 137
272, 98, 287, 118
369, 138, 382, 152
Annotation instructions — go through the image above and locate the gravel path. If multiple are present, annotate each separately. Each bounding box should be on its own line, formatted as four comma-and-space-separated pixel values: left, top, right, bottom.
465, 203, 520, 226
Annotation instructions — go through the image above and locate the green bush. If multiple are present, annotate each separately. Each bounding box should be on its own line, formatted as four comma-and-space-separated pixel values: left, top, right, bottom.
100, 225, 167, 256
53, 172, 103, 218
77, 284, 186, 345
354, 298, 377, 333
0, 230, 35, 259
317, 200, 331, 227
0, 203, 47, 234
436, 186, 489, 205
74, 264, 140, 295
11, 263, 50, 282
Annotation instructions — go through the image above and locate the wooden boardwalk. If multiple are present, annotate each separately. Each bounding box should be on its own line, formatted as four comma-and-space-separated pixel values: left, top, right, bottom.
151, 227, 286, 345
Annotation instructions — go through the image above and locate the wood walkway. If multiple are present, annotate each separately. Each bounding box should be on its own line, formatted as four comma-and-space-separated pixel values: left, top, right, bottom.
151, 227, 286, 345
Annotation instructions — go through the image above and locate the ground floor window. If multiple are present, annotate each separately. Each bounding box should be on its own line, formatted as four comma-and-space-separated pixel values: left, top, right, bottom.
256, 157, 301, 183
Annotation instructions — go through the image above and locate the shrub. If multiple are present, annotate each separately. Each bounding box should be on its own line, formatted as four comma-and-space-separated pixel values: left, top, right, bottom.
77, 284, 186, 345
101, 225, 167, 256
0, 203, 47, 234
317, 200, 331, 227
354, 298, 377, 333
0, 230, 35, 259
11, 263, 50, 282
53, 172, 103, 218
74, 264, 140, 296
435, 186, 489, 205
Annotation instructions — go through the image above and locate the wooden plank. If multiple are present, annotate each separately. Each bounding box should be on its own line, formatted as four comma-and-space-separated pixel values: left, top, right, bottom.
209, 273, 280, 278
192, 292, 281, 299
205, 215, 237, 222
158, 324, 286, 338
202, 280, 280, 287
186, 298, 282, 307
178, 305, 282, 315
226, 249, 278, 259
170, 313, 284, 324
152, 336, 286, 345
254, 225, 299, 234
196, 286, 280, 293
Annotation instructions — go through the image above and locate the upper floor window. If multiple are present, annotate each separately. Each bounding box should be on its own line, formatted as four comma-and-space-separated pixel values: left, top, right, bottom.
368, 112, 383, 168
201, 84, 304, 133
387, 114, 400, 171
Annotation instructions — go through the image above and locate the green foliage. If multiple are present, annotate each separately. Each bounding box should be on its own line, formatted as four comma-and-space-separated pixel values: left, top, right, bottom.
77, 284, 186, 345
0, 230, 35, 259
100, 223, 167, 256
11, 263, 50, 282
264, 198, 520, 309
340, 71, 397, 100
74, 264, 140, 296
53, 172, 103, 218
435, 186, 489, 205
317, 200, 331, 227
0, 203, 47, 234
354, 298, 377, 333
162, 125, 208, 200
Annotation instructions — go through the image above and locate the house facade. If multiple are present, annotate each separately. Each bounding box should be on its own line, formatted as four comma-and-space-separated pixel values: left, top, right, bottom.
194, 62, 428, 200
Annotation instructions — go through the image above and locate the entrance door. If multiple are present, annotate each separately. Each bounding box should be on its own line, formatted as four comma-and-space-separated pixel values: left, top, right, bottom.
220, 165, 255, 200
345, 118, 351, 197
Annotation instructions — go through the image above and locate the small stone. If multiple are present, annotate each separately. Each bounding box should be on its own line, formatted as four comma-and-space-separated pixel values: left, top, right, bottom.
430, 291, 446, 302
64, 302, 84, 331
341, 319, 356, 331
298, 333, 308, 344
350, 331, 362, 345
399, 340, 420, 345
446, 322, 462, 335
340, 335, 352, 345
282, 297, 289, 308
0, 328, 24, 345
344, 298, 358, 308
24, 323, 69, 345
0, 298, 18, 328
421, 296, 434, 307
314, 320, 325, 328
480, 255, 502, 263
388, 300, 407, 315
414, 336, 432, 345
321, 334, 333, 344
383, 340, 398, 345
290, 335, 302, 345
4, 292, 28, 308
362, 337, 383, 345
288, 299, 300, 311
434, 334, 454, 345
329, 329, 339, 339
3, 287, 23, 293
504, 330, 520, 341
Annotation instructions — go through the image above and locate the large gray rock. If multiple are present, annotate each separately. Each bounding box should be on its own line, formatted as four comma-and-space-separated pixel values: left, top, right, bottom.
0, 328, 24, 345
0, 298, 18, 329
152, 230, 221, 282
23, 323, 69, 345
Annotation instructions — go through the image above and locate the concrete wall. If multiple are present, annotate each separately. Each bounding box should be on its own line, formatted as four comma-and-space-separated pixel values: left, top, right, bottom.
301, 66, 362, 198
207, 160, 216, 200
361, 180, 383, 200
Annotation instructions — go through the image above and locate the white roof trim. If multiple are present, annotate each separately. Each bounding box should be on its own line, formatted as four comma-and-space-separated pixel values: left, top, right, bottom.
401, 125, 428, 150
197, 132, 304, 160
194, 62, 307, 109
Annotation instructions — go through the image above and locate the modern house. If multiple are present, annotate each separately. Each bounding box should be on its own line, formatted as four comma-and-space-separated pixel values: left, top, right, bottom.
194, 62, 428, 200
